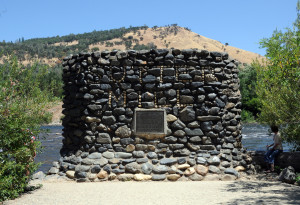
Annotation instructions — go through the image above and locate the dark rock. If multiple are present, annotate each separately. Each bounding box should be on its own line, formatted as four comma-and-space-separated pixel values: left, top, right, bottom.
147, 152, 158, 159
196, 157, 207, 165
163, 68, 175, 76
164, 136, 177, 143
184, 128, 203, 136
88, 152, 102, 159
121, 159, 136, 165
189, 136, 202, 143
133, 151, 145, 158
279, 166, 296, 184
141, 163, 153, 174
207, 156, 221, 166
224, 168, 239, 177
180, 96, 194, 104
115, 125, 131, 138
96, 133, 111, 144
153, 165, 168, 174
102, 116, 116, 125
201, 122, 213, 132
174, 130, 185, 137
120, 138, 135, 145
179, 106, 195, 122
136, 158, 148, 164
177, 158, 187, 164
208, 165, 220, 174
91, 165, 101, 173
160, 158, 177, 166
174, 148, 190, 156
125, 162, 141, 173
143, 75, 157, 83
115, 152, 132, 159
152, 174, 166, 181
172, 120, 186, 130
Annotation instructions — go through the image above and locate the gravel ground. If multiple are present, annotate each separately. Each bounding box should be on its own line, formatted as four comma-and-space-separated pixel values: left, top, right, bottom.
4, 179, 300, 205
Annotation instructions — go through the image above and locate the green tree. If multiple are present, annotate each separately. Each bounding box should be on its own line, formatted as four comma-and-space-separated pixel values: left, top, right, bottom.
0, 56, 54, 201
238, 65, 260, 122
255, 1, 300, 150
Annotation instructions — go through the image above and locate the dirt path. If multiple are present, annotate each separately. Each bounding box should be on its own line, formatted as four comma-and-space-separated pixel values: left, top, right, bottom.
5, 180, 300, 205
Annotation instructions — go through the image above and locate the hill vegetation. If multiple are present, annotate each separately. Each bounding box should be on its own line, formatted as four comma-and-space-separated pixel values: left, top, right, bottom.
0, 25, 264, 66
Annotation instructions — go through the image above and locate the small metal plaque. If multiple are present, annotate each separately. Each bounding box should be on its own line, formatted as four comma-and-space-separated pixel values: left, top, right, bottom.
133, 108, 167, 139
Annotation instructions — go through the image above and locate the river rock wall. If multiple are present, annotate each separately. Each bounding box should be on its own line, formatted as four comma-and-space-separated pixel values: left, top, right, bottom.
56, 49, 253, 181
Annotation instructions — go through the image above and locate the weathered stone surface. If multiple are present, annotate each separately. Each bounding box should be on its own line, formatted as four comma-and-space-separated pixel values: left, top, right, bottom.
132, 151, 144, 158
147, 152, 158, 159
95, 158, 108, 167
96, 133, 111, 144
224, 168, 239, 177
195, 165, 209, 176
197, 116, 221, 121
134, 174, 152, 181
66, 171, 75, 179
235, 166, 245, 172
196, 157, 207, 165
117, 174, 134, 181
189, 173, 204, 181
279, 166, 296, 184
124, 144, 135, 152
179, 106, 195, 122
167, 174, 181, 181
160, 158, 177, 166
203, 174, 221, 181
167, 114, 177, 122
141, 163, 153, 175
88, 152, 102, 159
115, 152, 132, 159
174, 130, 185, 137
91, 165, 101, 173
85, 116, 101, 123
81, 158, 94, 165
172, 120, 186, 130
102, 116, 116, 125
178, 164, 190, 170
184, 128, 203, 136
97, 170, 108, 179
207, 156, 221, 166
48, 167, 59, 175
209, 165, 220, 174
75, 165, 90, 172
32, 171, 46, 180
152, 174, 166, 181
184, 167, 195, 176
221, 161, 231, 168
102, 151, 114, 159
153, 165, 168, 174
108, 173, 117, 180
125, 162, 141, 174
115, 125, 132, 138
222, 174, 236, 181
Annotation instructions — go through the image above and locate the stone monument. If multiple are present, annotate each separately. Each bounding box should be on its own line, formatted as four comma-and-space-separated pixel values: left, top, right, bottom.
56, 49, 253, 181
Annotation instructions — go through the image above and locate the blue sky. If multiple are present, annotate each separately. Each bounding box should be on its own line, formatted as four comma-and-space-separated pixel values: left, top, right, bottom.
0, 0, 298, 55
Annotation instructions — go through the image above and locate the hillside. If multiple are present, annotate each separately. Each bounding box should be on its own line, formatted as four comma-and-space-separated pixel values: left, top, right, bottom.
0, 25, 263, 66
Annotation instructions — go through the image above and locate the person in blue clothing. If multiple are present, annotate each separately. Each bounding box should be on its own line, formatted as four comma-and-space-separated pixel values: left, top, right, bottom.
264, 125, 283, 173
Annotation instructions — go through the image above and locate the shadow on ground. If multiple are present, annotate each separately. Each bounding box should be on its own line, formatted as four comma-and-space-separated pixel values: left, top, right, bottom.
224, 180, 300, 204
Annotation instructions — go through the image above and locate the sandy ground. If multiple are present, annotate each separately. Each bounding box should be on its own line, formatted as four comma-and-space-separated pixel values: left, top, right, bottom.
4, 179, 300, 205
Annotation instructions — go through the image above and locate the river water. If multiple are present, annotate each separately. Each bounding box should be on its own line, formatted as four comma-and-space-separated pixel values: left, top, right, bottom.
35, 124, 293, 173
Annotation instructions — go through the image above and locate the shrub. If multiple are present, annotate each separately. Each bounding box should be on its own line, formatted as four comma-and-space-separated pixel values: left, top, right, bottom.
0, 56, 53, 201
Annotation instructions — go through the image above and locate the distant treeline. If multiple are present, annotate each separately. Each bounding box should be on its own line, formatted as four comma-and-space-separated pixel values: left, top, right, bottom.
0, 24, 189, 60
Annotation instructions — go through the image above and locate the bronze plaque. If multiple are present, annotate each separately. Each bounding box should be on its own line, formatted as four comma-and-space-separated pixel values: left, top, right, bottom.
133, 108, 166, 139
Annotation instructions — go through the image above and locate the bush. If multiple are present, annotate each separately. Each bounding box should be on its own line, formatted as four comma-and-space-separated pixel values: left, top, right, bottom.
255, 1, 300, 150
0, 56, 54, 201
